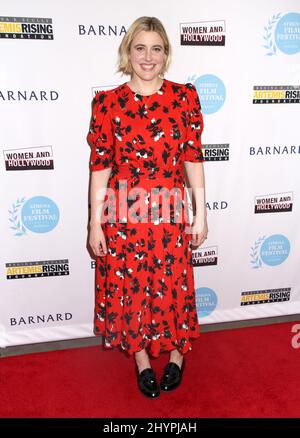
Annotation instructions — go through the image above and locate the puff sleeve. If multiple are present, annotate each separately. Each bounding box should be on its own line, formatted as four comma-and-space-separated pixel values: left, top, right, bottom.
87, 91, 115, 171
184, 83, 205, 163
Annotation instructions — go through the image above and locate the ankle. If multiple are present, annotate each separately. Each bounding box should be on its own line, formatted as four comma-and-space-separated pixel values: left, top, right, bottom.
134, 350, 151, 373
169, 349, 184, 366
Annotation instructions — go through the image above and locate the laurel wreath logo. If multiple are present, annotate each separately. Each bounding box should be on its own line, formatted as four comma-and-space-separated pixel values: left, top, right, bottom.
186, 75, 197, 84
263, 13, 282, 56
250, 236, 266, 268
9, 197, 27, 236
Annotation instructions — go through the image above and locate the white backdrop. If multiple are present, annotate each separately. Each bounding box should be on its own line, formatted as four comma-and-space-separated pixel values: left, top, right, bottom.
1, 0, 299, 348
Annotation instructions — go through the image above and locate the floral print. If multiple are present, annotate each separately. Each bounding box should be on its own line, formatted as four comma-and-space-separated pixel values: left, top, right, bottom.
87, 78, 205, 357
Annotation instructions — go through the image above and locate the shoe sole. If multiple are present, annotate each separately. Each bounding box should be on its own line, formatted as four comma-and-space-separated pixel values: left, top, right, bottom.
139, 390, 160, 398
160, 381, 181, 392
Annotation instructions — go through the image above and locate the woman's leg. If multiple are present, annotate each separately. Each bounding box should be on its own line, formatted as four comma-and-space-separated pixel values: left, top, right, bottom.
134, 349, 151, 373
169, 348, 184, 368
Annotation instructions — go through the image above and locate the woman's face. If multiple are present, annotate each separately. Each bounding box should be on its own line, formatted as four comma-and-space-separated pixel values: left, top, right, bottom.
128, 30, 166, 81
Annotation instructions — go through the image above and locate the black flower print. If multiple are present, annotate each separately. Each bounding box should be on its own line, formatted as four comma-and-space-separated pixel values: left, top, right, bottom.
87, 79, 205, 357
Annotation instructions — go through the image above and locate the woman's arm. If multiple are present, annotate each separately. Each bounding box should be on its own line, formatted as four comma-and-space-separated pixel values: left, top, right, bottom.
184, 161, 208, 247
89, 167, 112, 256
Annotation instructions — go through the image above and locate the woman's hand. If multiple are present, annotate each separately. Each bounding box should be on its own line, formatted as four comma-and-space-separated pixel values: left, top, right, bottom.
89, 222, 108, 257
190, 217, 208, 248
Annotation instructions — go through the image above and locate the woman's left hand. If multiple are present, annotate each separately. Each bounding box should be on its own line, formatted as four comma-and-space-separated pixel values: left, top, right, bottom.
190, 217, 208, 247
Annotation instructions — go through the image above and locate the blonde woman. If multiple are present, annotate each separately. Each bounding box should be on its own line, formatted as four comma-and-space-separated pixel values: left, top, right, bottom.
88, 16, 208, 398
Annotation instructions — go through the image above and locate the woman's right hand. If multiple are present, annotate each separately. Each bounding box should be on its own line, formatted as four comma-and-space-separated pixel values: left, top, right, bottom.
89, 222, 108, 257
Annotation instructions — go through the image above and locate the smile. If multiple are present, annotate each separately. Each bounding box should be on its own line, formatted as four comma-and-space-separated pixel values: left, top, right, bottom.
140, 64, 156, 71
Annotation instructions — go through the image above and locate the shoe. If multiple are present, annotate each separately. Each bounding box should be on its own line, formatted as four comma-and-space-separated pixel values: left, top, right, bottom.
137, 368, 160, 398
160, 359, 185, 392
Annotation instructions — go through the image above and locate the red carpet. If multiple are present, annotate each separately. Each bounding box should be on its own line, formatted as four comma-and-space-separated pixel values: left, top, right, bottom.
1, 321, 300, 418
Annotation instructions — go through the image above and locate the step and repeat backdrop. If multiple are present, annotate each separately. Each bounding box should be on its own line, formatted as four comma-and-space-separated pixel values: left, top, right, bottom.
1, 0, 299, 348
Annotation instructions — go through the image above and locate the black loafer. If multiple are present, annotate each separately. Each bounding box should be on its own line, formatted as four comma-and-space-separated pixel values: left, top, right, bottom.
137, 368, 160, 398
160, 359, 185, 392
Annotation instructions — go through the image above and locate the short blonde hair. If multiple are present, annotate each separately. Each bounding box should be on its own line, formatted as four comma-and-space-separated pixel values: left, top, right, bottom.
117, 16, 172, 76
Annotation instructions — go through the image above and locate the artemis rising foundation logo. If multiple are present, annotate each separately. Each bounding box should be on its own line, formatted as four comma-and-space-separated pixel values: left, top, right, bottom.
241, 287, 291, 305
6, 259, 70, 279
253, 85, 300, 104
0, 16, 53, 39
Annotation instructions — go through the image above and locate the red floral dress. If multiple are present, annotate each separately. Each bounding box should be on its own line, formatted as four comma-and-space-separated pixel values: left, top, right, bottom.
87, 78, 205, 357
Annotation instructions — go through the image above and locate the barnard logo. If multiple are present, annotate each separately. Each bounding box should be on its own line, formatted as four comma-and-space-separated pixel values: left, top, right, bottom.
0, 90, 59, 101
203, 143, 229, 162
180, 20, 226, 46
255, 192, 293, 214
241, 287, 291, 306
192, 245, 218, 267
0, 16, 53, 40
78, 24, 126, 36
6, 259, 69, 279
10, 313, 72, 326
249, 144, 300, 156
4, 145, 54, 171
206, 200, 228, 211
253, 85, 300, 104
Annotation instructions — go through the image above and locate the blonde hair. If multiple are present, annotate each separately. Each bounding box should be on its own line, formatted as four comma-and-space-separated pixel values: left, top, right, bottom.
117, 16, 172, 77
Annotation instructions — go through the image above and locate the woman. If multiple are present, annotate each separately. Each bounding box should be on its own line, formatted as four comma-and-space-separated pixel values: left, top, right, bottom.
87, 16, 208, 398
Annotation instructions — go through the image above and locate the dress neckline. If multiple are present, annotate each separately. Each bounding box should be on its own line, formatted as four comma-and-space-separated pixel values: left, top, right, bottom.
124, 78, 165, 98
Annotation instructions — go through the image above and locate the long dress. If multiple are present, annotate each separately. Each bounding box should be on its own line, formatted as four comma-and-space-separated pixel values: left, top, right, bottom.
87, 78, 205, 357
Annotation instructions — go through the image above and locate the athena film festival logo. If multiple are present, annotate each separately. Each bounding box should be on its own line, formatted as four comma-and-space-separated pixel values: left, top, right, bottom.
263, 12, 300, 56
187, 74, 226, 114
196, 287, 218, 318
250, 234, 290, 269
0, 16, 54, 40
9, 195, 59, 236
